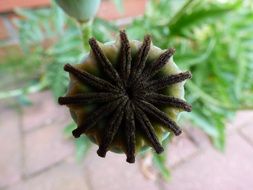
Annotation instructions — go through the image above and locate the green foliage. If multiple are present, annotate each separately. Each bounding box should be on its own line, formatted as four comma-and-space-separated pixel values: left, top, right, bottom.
153, 153, 170, 181
9, 2, 83, 101
46, 62, 68, 99
126, 0, 253, 175
64, 122, 91, 161
168, 0, 242, 37
153, 136, 171, 181
127, 0, 253, 151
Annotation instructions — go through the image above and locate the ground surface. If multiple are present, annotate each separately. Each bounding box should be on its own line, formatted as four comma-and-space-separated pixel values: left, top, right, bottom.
0, 91, 253, 190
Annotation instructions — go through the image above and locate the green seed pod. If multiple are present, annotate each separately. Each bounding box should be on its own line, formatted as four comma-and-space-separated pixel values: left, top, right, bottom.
58, 31, 192, 163
55, 0, 101, 22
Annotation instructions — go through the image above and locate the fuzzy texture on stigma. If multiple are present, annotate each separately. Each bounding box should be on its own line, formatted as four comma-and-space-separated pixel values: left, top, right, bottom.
58, 31, 192, 163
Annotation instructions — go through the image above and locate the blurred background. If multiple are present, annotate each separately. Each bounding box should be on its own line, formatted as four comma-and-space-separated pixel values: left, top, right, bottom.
0, 0, 253, 189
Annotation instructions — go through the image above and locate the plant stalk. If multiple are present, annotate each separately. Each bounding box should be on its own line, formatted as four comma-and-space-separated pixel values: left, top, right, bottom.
168, 0, 195, 26
79, 20, 93, 51
0, 80, 48, 99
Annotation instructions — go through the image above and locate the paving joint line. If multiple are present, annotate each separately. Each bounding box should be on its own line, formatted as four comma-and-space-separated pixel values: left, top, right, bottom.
237, 128, 253, 149
22, 116, 71, 135
170, 147, 203, 170
23, 158, 68, 180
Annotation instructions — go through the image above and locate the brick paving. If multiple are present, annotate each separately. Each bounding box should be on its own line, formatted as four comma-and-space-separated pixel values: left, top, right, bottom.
0, 109, 22, 189
184, 125, 212, 148
166, 133, 199, 167
0, 91, 253, 190
0, 18, 9, 40
84, 147, 159, 190
227, 110, 253, 135
7, 160, 90, 190
22, 91, 70, 132
161, 134, 253, 190
240, 122, 253, 145
23, 122, 73, 176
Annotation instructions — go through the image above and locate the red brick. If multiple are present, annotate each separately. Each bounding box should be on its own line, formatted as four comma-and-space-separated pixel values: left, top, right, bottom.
0, 0, 50, 13
167, 133, 199, 167
184, 125, 211, 148
8, 161, 89, 190
0, 109, 22, 189
24, 121, 74, 176
98, 0, 147, 20
0, 17, 9, 40
21, 91, 70, 132
0, 0, 146, 21
162, 134, 253, 190
227, 110, 253, 134
84, 146, 159, 190
240, 122, 253, 144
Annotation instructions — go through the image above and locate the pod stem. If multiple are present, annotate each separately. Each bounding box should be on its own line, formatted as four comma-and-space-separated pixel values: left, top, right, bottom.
80, 20, 93, 51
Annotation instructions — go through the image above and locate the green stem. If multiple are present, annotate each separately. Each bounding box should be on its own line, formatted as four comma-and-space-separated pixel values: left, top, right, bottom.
80, 20, 93, 51
168, 0, 196, 26
0, 79, 48, 99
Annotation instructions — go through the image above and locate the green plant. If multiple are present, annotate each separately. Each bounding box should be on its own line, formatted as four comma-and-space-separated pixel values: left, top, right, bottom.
0, 2, 116, 100
127, 0, 253, 151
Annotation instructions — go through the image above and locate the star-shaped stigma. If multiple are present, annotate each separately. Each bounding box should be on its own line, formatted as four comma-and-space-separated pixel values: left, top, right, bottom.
58, 31, 192, 163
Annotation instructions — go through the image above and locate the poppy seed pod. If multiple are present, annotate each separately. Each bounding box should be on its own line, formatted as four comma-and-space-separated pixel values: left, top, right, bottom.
58, 31, 192, 163
55, 0, 101, 22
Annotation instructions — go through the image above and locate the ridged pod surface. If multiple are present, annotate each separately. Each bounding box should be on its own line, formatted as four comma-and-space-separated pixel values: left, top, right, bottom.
59, 31, 192, 163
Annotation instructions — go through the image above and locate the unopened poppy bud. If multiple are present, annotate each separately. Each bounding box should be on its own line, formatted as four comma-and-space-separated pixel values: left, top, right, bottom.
55, 0, 101, 22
